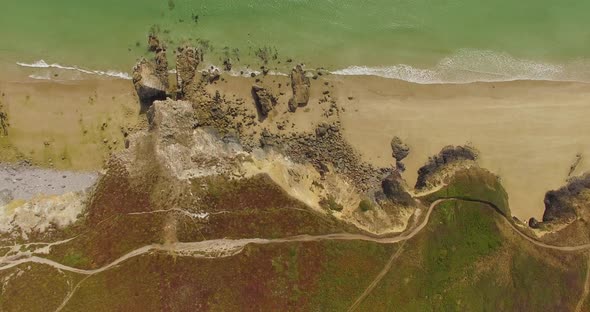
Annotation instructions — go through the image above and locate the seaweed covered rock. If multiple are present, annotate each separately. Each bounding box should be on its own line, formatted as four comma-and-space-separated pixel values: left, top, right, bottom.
415, 145, 478, 189
289, 64, 311, 111
132, 58, 167, 106
147, 34, 161, 52
542, 173, 590, 223
251, 85, 277, 117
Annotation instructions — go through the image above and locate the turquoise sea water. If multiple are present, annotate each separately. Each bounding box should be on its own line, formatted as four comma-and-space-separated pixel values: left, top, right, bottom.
2, 0, 590, 82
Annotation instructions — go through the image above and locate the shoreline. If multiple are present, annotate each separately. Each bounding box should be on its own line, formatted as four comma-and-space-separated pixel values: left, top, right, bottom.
2, 69, 590, 221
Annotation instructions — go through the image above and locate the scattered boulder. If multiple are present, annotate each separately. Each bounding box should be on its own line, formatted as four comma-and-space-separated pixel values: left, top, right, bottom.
176, 46, 201, 92
528, 217, 541, 229
315, 123, 328, 137
202, 69, 221, 84
390, 136, 410, 161
223, 58, 232, 71
132, 58, 167, 106
289, 65, 311, 111
251, 85, 277, 117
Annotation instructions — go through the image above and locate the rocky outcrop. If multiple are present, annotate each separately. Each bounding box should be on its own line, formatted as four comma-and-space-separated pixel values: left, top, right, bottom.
251, 85, 277, 117
176, 46, 202, 93
278, 123, 391, 192
147, 99, 197, 138
132, 58, 167, 106
391, 136, 410, 161
289, 65, 310, 111
154, 50, 169, 89
542, 173, 590, 223
415, 145, 478, 189
381, 172, 413, 206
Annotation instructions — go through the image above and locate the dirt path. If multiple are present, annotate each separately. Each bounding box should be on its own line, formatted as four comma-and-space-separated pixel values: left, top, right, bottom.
2, 198, 589, 277
1, 197, 589, 312
347, 241, 407, 312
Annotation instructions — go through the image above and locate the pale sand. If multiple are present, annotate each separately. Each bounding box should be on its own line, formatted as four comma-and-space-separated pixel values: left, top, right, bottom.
1, 65, 589, 221
330, 76, 590, 221
0, 67, 144, 170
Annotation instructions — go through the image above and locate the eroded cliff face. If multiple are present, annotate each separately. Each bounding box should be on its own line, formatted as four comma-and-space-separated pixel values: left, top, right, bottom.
542, 174, 590, 223
415, 145, 479, 191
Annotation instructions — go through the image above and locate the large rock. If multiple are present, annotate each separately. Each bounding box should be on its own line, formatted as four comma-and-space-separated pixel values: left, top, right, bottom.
381, 172, 413, 206
176, 46, 202, 92
252, 85, 277, 117
289, 65, 310, 110
390, 136, 410, 161
147, 99, 197, 142
132, 58, 167, 106
528, 217, 541, 229
542, 173, 590, 223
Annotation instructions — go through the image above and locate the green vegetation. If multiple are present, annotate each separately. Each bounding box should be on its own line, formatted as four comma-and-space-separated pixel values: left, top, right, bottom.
358, 199, 373, 212
423, 167, 510, 216
62, 249, 91, 267
0, 263, 74, 312
359, 200, 585, 311
319, 195, 343, 212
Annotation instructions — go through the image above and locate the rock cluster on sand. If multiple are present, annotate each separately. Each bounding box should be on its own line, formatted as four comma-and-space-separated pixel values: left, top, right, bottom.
251, 85, 277, 117
415, 145, 478, 189
288, 65, 311, 112
390, 136, 410, 171
391, 136, 410, 161
132, 58, 167, 106
260, 122, 391, 192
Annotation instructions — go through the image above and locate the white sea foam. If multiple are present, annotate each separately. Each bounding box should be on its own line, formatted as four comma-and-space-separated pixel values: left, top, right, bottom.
16, 60, 131, 80
332, 49, 590, 84
16, 50, 590, 84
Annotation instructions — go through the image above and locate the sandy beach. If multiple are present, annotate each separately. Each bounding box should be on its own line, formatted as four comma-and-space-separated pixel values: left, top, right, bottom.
1, 65, 589, 221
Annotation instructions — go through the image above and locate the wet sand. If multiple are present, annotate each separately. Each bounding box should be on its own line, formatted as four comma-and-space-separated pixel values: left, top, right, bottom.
1, 67, 589, 220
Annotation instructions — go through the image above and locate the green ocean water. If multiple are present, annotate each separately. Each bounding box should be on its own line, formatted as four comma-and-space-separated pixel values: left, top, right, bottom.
2, 0, 590, 82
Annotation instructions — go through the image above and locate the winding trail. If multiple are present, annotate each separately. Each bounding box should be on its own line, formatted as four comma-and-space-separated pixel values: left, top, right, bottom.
2, 198, 590, 277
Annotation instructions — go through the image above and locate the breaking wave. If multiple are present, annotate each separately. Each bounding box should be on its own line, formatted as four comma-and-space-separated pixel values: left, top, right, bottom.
16, 50, 590, 84
16, 60, 131, 80
332, 50, 590, 84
